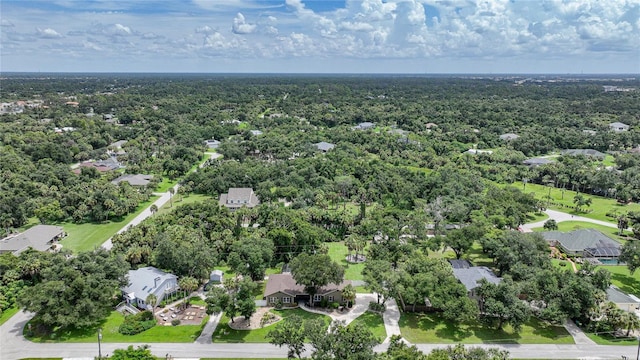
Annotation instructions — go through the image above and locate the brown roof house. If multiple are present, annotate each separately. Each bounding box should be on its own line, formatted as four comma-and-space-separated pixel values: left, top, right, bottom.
219, 188, 260, 211
264, 273, 351, 307
0, 225, 65, 255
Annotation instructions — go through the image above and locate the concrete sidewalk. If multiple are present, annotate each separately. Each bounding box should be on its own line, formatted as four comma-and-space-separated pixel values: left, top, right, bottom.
382, 298, 402, 343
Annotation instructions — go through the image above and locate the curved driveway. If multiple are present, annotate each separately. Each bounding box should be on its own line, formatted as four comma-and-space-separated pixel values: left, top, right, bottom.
521, 209, 620, 231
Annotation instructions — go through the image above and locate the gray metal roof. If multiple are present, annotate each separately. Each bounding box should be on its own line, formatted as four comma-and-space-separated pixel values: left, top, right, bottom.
523, 158, 553, 166
540, 229, 620, 252
606, 285, 639, 305
0, 225, 64, 254
499, 133, 519, 140
219, 187, 260, 208
452, 266, 501, 291
123, 266, 178, 301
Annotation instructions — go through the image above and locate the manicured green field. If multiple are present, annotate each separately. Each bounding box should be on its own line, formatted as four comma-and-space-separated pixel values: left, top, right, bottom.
465, 242, 494, 268
212, 308, 330, 343
154, 177, 178, 193
326, 242, 365, 281
399, 313, 573, 344
156, 194, 213, 215
509, 182, 640, 223
348, 311, 386, 342
0, 305, 19, 325
598, 265, 640, 297
58, 196, 158, 253
584, 331, 638, 345
26, 311, 208, 343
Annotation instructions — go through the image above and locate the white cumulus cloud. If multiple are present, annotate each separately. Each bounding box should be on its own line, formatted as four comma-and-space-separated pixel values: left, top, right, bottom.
36, 27, 63, 39
232, 13, 256, 34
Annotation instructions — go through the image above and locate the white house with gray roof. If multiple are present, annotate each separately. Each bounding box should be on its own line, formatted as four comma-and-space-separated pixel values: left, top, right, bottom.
609, 122, 629, 132
122, 267, 179, 310
219, 187, 260, 210
352, 122, 375, 130
499, 133, 520, 141
606, 285, 640, 312
111, 174, 154, 187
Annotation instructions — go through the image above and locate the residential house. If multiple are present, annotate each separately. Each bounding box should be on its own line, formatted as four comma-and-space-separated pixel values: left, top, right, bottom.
204, 139, 221, 149
0, 225, 65, 255
448, 259, 472, 269
111, 174, 154, 187
313, 141, 335, 152
249, 130, 263, 136
540, 229, 621, 258
561, 149, 606, 160
606, 285, 640, 312
609, 122, 630, 132
108, 140, 127, 156
499, 133, 519, 141
75, 157, 122, 173
210, 270, 224, 283
122, 267, 179, 310
465, 149, 493, 155
219, 187, 260, 210
352, 122, 375, 130
452, 266, 502, 299
523, 158, 553, 167
264, 273, 351, 306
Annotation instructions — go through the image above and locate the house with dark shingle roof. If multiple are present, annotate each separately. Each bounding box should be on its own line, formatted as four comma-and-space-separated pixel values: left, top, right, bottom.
219, 188, 260, 210
499, 133, 520, 141
540, 229, 620, 257
122, 267, 179, 310
0, 225, 65, 255
264, 273, 351, 307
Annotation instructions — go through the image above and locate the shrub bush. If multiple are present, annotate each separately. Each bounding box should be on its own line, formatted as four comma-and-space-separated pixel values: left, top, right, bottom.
320, 298, 329, 308
118, 311, 156, 335
368, 301, 386, 313
171, 319, 181, 326
330, 302, 340, 309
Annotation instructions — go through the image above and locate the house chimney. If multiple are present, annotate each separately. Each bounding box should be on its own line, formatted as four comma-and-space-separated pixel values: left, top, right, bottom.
154, 277, 161, 288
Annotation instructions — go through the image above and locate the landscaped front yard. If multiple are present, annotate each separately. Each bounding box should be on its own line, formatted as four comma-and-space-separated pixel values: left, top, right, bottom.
347, 311, 386, 342
212, 308, 330, 343
26, 311, 208, 343
399, 313, 573, 344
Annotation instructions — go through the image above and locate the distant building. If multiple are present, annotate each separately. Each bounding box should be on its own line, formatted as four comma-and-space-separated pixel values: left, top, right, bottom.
204, 139, 221, 149
249, 130, 263, 136
452, 266, 501, 298
540, 229, 620, 259
609, 122, 630, 132
499, 133, 519, 141
313, 141, 335, 152
0, 225, 65, 255
219, 188, 260, 210
465, 149, 493, 155
352, 122, 375, 130
75, 157, 122, 173
606, 285, 640, 312
523, 158, 553, 167
210, 270, 224, 283
111, 174, 154, 187
561, 149, 606, 160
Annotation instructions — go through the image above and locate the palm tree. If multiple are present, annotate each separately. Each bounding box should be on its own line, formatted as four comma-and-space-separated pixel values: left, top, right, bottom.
145, 294, 158, 316
168, 187, 175, 207
624, 311, 640, 336
149, 204, 158, 216
342, 284, 356, 307
178, 276, 199, 308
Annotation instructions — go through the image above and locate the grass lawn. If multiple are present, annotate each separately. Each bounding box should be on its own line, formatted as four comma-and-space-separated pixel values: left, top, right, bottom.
326, 242, 365, 281
584, 331, 639, 346
0, 305, 19, 325
154, 177, 178, 193
399, 313, 573, 344
26, 311, 208, 343
465, 242, 494, 268
58, 196, 158, 253
212, 308, 330, 343
598, 265, 640, 297
508, 182, 640, 223
525, 212, 549, 222
189, 297, 206, 306
348, 311, 386, 342
156, 193, 213, 216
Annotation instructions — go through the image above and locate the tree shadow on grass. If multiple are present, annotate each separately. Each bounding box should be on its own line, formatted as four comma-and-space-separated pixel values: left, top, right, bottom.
611, 273, 640, 296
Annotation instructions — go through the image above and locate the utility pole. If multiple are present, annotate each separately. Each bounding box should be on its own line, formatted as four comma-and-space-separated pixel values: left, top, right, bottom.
97, 328, 102, 359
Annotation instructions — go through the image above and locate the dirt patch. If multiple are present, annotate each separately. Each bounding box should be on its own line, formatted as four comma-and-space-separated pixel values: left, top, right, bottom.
157, 305, 207, 326
228, 307, 281, 330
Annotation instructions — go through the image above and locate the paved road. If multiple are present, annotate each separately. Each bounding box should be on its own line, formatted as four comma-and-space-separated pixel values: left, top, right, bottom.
382, 298, 402, 344
522, 209, 620, 231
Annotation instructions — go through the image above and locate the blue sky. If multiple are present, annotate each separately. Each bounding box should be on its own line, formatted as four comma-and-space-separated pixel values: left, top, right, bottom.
1, 0, 639, 73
